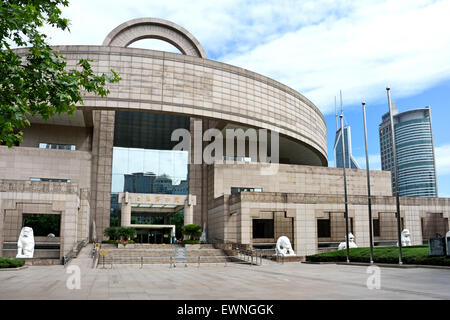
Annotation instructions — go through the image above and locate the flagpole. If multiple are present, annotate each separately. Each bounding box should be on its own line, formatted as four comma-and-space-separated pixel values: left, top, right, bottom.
340, 113, 350, 263
386, 87, 403, 265
362, 101, 374, 264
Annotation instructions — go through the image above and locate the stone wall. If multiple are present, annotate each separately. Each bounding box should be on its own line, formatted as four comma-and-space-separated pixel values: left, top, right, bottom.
0, 146, 91, 189
20, 124, 92, 151
208, 191, 450, 256
212, 162, 392, 198
0, 180, 88, 259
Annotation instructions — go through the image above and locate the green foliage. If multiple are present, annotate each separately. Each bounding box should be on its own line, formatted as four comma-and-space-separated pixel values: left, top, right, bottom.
0, 257, 25, 268
182, 240, 200, 244
110, 216, 119, 227
118, 227, 136, 240
103, 226, 136, 241
22, 214, 60, 236
101, 239, 135, 245
171, 211, 184, 238
181, 224, 202, 240
0, 0, 121, 146
103, 226, 120, 240
306, 245, 450, 266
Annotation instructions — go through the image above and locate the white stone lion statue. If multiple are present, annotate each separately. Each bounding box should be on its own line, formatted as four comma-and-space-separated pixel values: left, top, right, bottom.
338, 233, 358, 250
16, 226, 35, 258
274, 236, 296, 256
397, 229, 412, 247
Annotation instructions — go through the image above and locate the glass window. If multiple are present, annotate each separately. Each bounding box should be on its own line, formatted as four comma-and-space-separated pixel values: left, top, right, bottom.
39, 143, 76, 150
110, 111, 190, 227
252, 219, 274, 238
317, 219, 331, 238
373, 219, 380, 237
231, 187, 263, 194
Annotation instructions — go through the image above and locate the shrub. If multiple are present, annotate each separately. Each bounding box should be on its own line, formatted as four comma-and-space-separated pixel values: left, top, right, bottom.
0, 257, 25, 269
181, 224, 202, 240
104, 226, 120, 240
182, 240, 200, 244
104, 226, 136, 241
119, 227, 136, 240
101, 239, 135, 245
306, 245, 450, 266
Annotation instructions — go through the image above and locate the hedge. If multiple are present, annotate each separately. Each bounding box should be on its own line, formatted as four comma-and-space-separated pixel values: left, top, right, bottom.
306, 245, 450, 266
0, 257, 26, 269
182, 240, 200, 244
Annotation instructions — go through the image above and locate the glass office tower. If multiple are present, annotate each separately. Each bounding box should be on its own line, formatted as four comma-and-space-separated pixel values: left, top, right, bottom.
334, 125, 360, 169
379, 106, 438, 197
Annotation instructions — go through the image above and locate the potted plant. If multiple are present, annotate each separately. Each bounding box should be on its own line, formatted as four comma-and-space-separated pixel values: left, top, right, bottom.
181, 224, 202, 248
104, 227, 136, 248
117, 227, 136, 248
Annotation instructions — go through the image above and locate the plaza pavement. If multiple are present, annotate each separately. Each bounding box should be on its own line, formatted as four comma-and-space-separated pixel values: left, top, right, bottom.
0, 245, 449, 300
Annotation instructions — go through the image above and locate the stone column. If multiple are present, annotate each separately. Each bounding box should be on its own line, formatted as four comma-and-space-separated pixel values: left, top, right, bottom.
121, 193, 131, 227
184, 200, 194, 225
90, 110, 115, 242
184, 194, 197, 225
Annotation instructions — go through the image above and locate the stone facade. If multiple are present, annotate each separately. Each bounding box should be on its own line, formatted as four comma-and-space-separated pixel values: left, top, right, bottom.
207, 163, 450, 256
208, 191, 450, 257
0, 180, 89, 259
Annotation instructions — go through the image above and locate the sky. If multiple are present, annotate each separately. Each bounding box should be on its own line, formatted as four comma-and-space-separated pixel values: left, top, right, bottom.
40, 0, 450, 197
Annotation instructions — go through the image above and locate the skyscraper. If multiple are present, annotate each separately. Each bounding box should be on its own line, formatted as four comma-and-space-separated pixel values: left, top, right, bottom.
334, 125, 360, 169
379, 105, 438, 197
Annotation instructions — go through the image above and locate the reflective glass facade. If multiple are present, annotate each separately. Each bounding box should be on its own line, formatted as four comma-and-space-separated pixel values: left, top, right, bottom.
379, 107, 437, 197
334, 126, 360, 169
110, 111, 190, 225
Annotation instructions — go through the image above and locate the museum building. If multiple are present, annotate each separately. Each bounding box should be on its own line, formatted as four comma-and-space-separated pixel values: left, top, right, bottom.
0, 18, 449, 261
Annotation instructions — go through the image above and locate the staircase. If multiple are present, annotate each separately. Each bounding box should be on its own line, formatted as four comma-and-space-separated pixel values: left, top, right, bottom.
97, 244, 243, 266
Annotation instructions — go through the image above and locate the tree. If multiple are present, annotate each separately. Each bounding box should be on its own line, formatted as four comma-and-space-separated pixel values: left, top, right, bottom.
104, 226, 120, 240
181, 224, 202, 240
171, 211, 184, 239
118, 227, 136, 241
0, 1, 120, 146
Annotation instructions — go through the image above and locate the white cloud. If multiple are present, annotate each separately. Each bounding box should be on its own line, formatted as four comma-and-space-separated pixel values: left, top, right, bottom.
36, 0, 450, 115
354, 154, 382, 170
435, 143, 450, 176
223, 0, 450, 113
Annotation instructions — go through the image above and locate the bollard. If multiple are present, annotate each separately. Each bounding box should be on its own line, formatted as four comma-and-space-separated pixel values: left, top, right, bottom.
198, 256, 200, 268
140, 256, 143, 269
170, 256, 173, 268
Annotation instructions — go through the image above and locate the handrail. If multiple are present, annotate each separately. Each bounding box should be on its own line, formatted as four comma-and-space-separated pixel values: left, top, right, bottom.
98, 254, 258, 268
62, 239, 85, 266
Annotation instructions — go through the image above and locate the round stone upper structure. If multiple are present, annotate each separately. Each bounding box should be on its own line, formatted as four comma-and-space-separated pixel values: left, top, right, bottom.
59, 18, 328, 165
102, 18, 207, 58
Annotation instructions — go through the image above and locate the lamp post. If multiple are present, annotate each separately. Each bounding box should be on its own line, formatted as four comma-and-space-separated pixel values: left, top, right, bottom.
340, 114, 350, 263
386, 87, 403, 265
362, 102, 374, 264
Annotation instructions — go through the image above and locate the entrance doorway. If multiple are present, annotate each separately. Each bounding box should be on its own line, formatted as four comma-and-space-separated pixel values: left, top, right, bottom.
136, 227, 173, 244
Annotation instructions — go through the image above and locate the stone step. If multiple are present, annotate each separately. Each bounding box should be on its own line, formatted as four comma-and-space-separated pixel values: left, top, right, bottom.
99, 256, 244, 265
95, 244, 246, 266
105, 249, 226, 256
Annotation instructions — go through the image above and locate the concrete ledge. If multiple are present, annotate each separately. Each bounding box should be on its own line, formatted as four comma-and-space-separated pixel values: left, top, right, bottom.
303, 261, 450, 270
24, 259, 61, 266
272, 256, 305, 263
0, 266, 28, 271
